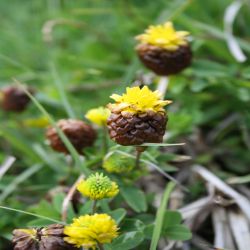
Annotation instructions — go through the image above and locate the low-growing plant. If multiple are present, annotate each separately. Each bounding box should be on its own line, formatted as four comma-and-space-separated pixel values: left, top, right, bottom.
1, 1, 250, 250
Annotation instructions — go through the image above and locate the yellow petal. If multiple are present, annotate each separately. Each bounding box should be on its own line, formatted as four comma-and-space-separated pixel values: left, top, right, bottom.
136, 21, 190, 51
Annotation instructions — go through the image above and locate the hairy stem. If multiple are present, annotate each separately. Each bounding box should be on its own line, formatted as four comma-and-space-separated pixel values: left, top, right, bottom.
102, 124, 108, 155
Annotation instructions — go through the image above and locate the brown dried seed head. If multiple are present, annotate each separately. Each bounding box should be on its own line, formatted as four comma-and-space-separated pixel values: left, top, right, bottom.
40, 224, 77, 250
12, 229, 38, 250
46, 119, 96, 154
0, 86, 34, 112
42, 224, 65, 237
107, 111, 167, 146
136, 44, 192, 75
13, 225, 77, 250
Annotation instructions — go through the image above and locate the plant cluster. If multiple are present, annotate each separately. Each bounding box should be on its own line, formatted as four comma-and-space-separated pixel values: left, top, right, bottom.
0, 1, 250, 250
2, 20, 192, 250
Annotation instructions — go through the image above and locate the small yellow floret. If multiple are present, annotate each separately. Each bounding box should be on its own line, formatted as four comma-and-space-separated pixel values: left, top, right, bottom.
136, 21, 189, 51
108, 86, 171, 114
77, 173, 119, 200
23, 116, 50, 128
64, 214, 119, 249
85, 107, 111, 126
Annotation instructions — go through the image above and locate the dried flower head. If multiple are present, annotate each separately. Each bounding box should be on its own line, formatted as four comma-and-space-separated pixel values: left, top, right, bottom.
0, 85, 33, 112
64, 214, 119, 249
85, 107, 111, 126
136, 21, 189, 51
108, 86, 171, 114
107, 86, 170, 146
46, 119, 96, 154
135, 22, 192, 75
12, 224, 77, 250
77, 172, 119, 200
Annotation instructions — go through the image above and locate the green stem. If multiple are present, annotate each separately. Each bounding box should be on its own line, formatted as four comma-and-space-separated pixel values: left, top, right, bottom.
97, 242, 104, 250
135, 146, 145, 169
102, 124, 108, 155
92, 200, 97, 214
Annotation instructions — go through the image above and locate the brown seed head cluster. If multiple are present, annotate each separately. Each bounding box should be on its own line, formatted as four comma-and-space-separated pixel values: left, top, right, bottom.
136, 44, 192, 76
107, 86, 170, 146
135, 21, 192, 75
12, 224, 77, 250
0, 86, 33, 112
108, 110, 167, 146
46, 119, 96, 154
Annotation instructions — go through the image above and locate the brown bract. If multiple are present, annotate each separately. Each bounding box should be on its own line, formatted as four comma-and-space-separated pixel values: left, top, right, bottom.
12, 224, 77, 250
136, 44, 192, 75
107, 110, 167, 146
0, 86, 34, 112
46, 119, 96, 154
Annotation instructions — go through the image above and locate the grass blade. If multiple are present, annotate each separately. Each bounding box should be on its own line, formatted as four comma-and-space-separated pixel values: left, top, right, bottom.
142, 159, 188, 192
136, 143, 185, 147
0, 53, 33, 72
150, 182, 175, 250
50, 63, 76, 118
0, 156, 16, 180
0, 126, 40, 162
224, 1, 246, 62
13, 78, 90, 176
228, 174, 250, 184
113, 150, 188, 192
0, 205, 63, 224
0, 164, 43, 202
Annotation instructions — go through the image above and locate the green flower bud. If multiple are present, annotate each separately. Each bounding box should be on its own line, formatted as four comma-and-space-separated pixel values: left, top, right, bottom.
103, 152, 135, 174
77, 172, 119, 200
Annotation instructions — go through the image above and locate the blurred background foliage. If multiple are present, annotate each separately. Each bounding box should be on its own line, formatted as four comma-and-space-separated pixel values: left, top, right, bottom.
0, 0, 250, 249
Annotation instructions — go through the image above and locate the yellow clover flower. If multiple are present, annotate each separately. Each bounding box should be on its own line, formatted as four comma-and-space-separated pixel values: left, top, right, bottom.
64, 213, 119, 249
77, 172, 119, 200
136, 21, 189, 51
85, 107, 111, 126
108, 86, 171, 114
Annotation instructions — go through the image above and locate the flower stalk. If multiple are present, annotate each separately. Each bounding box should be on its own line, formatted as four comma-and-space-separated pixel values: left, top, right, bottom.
92, 200, 98, 214
102, 124, 108, 155
135, 146, 146, 169
97, 242, 104, 250
157, 76, 169, 98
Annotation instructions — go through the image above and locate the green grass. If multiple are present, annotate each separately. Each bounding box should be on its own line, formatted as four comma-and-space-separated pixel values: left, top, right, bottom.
150, 182, 175, 250
0, 0, 250, 249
